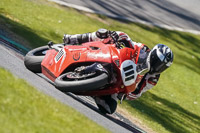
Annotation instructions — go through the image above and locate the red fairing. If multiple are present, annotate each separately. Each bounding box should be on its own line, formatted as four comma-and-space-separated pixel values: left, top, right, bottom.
41, 40, 142, 96
42, 42, 112, 80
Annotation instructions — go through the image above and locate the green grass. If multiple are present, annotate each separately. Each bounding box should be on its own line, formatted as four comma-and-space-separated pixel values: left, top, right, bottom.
0, 0, 200, 133
0, 68, 110, 133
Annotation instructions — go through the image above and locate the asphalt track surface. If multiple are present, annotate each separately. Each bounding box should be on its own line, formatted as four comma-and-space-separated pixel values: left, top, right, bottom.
0, 41, 146, 133
50, 0, 200, 34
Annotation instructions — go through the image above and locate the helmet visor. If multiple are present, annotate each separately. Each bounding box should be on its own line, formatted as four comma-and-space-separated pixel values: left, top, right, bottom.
137, 49, 150, 75
150, 50, 168, 74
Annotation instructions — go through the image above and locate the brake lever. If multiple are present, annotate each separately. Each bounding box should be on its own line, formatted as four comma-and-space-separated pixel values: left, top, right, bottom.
48, 41, 53, 48
47, 41, 64, 52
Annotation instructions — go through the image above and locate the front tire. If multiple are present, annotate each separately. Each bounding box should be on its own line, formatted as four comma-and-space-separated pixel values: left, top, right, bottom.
55, 72, 108, 92
24, 46, 49, 73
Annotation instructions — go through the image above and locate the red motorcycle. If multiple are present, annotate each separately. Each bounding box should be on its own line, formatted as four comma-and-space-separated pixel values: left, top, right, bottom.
24, 38, 144, 108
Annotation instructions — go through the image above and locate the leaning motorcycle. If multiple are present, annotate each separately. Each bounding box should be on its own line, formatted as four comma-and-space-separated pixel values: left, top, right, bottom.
24, 37, 145, 114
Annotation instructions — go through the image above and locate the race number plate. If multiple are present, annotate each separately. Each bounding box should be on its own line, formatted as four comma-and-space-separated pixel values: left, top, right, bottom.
120, 60, 137, 86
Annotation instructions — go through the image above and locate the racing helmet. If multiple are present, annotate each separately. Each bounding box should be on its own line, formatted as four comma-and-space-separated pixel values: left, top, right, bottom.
148, 44, 173, 74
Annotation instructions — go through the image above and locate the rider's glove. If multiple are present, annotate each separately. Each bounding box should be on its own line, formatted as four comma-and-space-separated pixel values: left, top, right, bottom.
63, 34, 71, 44
118, 34, 129, 41
110, 31, 119, 42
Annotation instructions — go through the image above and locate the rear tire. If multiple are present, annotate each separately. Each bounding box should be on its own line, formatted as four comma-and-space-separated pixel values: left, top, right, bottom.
55, 72, 108, 92
95, 95, 118, 114
24, 46, 49, 73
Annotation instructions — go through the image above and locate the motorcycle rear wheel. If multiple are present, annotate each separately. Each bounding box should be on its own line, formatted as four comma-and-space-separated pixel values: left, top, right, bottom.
95, 95, 118, 114
55, 72, 108, 92
24, 46, 49, 73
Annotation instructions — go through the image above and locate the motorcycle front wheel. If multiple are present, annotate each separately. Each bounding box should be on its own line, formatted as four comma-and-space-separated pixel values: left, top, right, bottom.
24, 46, 49, 73
55, 71, 109, 92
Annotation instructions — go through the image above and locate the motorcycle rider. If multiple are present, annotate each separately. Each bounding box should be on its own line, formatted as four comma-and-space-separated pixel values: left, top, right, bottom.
62, 29, 173, 114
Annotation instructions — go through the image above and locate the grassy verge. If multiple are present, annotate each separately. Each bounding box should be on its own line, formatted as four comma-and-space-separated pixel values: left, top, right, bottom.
0, 68, 109, 133
0, 0, 200, 133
